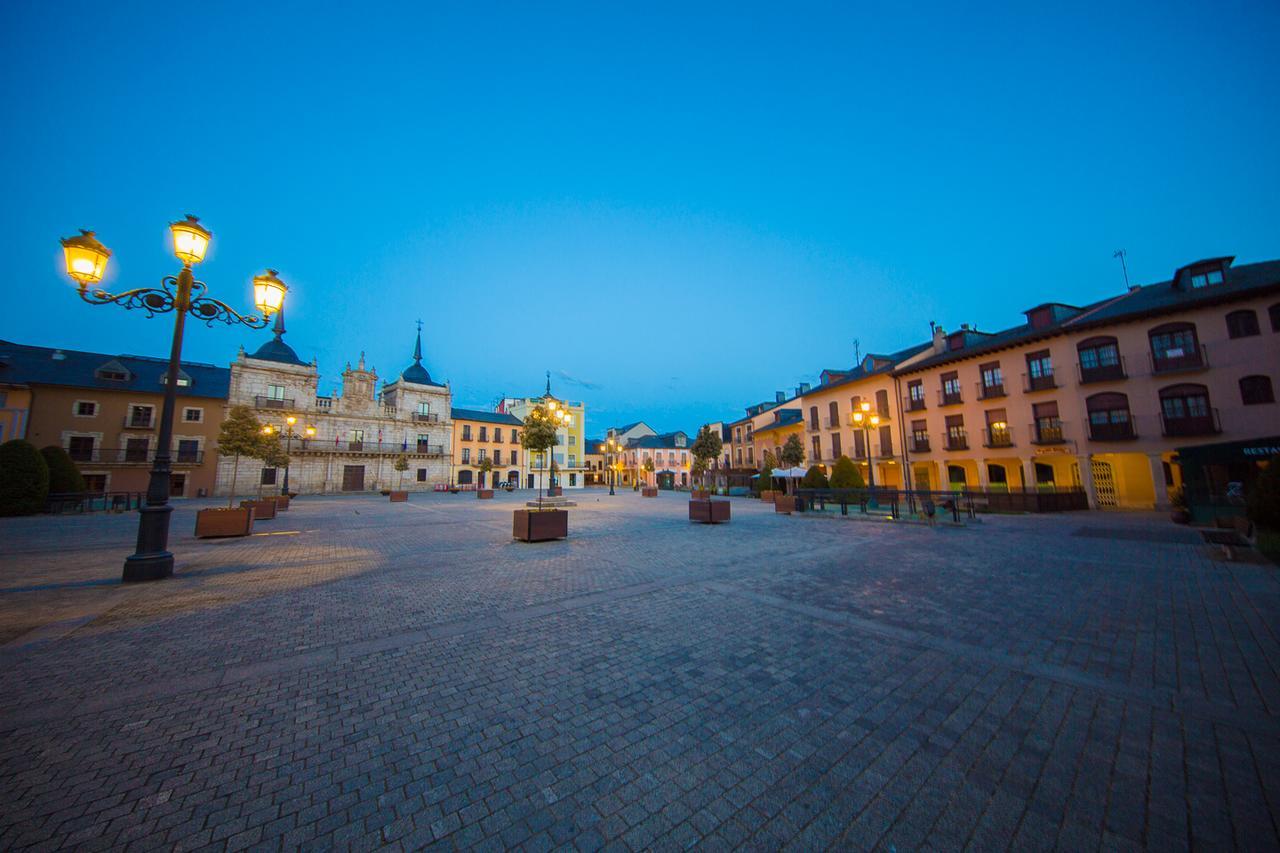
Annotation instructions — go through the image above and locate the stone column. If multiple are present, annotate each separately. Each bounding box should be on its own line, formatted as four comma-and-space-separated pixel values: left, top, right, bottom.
1075, 454, 1097, 509
1021, 458, 1036, 491
977, 460, 989, 490
1148, 453, 1170, 510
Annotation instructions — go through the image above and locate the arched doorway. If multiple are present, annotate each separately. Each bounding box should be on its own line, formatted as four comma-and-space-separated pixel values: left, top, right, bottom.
456, 470, 473, 485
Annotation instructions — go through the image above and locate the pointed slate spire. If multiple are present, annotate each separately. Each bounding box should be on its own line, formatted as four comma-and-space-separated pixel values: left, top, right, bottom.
400, 320, 434, 385
545, 370, 552, 396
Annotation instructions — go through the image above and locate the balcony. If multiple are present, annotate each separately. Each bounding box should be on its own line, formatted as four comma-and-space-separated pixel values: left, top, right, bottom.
67, 447, 205, 465
1030, 421, 1067, 445
806, 420, 820, 432
412, 412, 441, 423
123, 414, 154, 429
938, 389, 963, 407
254, 395, 295, 410
298, 440, 447, 455
909, 435, 930, 453
976, 382, 1006, 400
983, 427, 1014, 448
1078, 358, 1127, 384
904, 395, 927, 412
1022, 372, 1057, 392
1150, 344, 1208, 375
876, 443, 895, 458
1160, 409, 1221, 438
315, 397, 333, 410
943, 430, 968, 451
1087, 419, 1137, 441
823, 416, 840, 429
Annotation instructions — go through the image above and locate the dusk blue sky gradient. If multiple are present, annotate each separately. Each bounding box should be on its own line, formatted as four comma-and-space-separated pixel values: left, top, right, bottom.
3, 2, 1278, 434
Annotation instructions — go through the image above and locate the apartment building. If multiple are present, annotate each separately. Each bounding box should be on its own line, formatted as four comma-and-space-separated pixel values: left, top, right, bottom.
502, 378, 587, 489
0, 339, 228, 496
451, 409, 523, 487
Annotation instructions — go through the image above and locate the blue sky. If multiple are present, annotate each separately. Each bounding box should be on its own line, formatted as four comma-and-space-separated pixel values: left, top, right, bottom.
2, 1, 1277, 435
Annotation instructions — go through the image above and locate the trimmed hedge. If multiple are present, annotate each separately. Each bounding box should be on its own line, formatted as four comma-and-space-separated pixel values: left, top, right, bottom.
800, 464, 829, 489
0, 439, 50, 516
828, 455, 865, 489
41, 445, 86, 494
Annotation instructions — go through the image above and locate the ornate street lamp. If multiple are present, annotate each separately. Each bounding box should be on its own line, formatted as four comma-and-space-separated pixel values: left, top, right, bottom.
850, 401, 881, 506
60, 215, 286, 582
605, 437, 624, 495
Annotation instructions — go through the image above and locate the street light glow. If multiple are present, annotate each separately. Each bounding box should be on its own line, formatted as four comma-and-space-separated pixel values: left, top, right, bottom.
60, 230, 111, 286
169, 215, 211, 265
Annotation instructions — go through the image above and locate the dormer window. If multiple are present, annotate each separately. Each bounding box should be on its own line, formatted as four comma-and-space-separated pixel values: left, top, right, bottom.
95, 359, 131, 382
159, 370, 192, 387
1190, 266, 1224, 289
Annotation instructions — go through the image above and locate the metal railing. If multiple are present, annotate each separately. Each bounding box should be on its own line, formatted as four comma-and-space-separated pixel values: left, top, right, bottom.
976, 381, 1006, 400
412, 412, 441, 423
46, 491, 146, 514
67, 447, 205, 464
938, 389, 963, 406
254, 395, 295, 409
1029, 421, 1066, 445
297, 440, 445, 455
983, 427, 1014, 448
1160, 408, 1221, 437
1023, 372, 1057, 392
1087, 419, 1137, 441
315, 397, 333, 410
943, 430, 968, 451
1150, 344, 1208, 374
794, 488, 977, 522
904, 395, 927, 412
1078, 358, 1127, 384
909, 435, 930, 453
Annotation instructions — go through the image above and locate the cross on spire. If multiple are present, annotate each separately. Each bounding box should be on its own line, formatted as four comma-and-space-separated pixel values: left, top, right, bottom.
413, 320, 423, 363
545, 370, 552, 396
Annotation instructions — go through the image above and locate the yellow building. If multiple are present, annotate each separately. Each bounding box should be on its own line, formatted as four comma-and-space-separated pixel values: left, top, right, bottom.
450, 408, 524, 488
501, 376, 588, 490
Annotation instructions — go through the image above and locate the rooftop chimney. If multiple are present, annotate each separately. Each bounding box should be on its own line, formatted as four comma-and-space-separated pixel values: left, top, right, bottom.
775, 391, 785, 403
798, 382, 811, 395
932, 323, 946, 353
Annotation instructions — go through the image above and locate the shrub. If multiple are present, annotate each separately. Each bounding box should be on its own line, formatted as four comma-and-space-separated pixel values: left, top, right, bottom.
756, 450, 777, 495
800, 464, 829, 489
828, 455, 865, 489
40, 445, 86, 494
1247, 456, 1280, 531
0, 439, 50, 516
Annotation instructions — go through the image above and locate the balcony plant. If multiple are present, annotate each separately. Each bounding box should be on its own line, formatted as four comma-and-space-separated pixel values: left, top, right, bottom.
390, 454, 410, 502
0, 439, 49, 516
514, 404, 566, 541
201, 405, 262, 537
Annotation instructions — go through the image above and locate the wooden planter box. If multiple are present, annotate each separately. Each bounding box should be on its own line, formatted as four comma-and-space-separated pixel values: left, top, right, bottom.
196, 506, 254, 538
513, 509, 568, 542
690, 489, 711, 500
689, 499, 731, 524
274, 494, 290, 511
774, 495, 800, 514
241, 498, 276, 520
547, 487, 563, 497
477, 489, 495, 499
389, 491, 409, 502
760, 490, 777, 503
642, 487, 659, 497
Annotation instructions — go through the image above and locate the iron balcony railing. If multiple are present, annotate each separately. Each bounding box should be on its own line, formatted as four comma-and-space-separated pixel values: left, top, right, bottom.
254, 395, 295, 410
938, 389, 963, 406
976, 381, 1006, 400
943, 430, 968, 451
315, 397, 333, 410
1078, 357, 1127, 384
983, 427, 1014, 448
1023, 372, 1057, 392
67, 447, 205, 465
297, 440, 446, 455
1150, 344, 1208, 374
904, 395, 927, 412
412, 412, 441, 423
909, 435, 930, 453
824, 416, 840, 429
1030, 421, 1067, 445
1160, 408, 1221, 437
1087, 418, 1137, 441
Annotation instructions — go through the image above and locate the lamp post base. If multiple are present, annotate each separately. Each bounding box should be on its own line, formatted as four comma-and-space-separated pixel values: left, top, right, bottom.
123, 551, 174, 582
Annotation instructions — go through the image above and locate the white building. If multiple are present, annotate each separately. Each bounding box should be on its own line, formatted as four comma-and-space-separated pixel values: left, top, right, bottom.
215, 315, 453, 495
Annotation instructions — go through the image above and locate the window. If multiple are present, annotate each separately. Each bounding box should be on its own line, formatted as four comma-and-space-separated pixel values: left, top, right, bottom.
350, 429, 364, 451
1271, 304, 1280, 332
74, 401, 98, 417
808, 406, 819, 430
979, 363, 1004, 396
569, 435, 576, 446
910, 420, 928, 451
1160, 384, 1215, 436
266, 384, 286, 401
830, 433, 842, 457
67, 435, 95, 462
1226, 310, 1260, 339
417, 468, 427, 482
811, 435, 821, 460
945, 415, 966, 450
494, 428, 503, 443
128, 405, 154, 428
1149, 323, 1203, 371
907, 381, 926, 410
1241, 375, 1275, 405
511, 430, 519, 444
96, 367, 128, 381
1086, 393, 1134, 440
1190, 266, 1225, 289
940, 372, 962, 404
569, 455, 577, 467
457, 470, 473, 485
875, 389, 890, 416
747, 447, 754, 465
461, 448, 471, 463
828, 401, 839, 427
479, 427, 488, 442
462, 424, 472, 440
878, 425, 893, 456
417, 402, 431, 416
183, 407, 203, 423
510, 450, 518, 466
984, 409, 1011, 447
1077, 336, 1123, 383
1025, 350, 1054, 391
124, 437, 149, 462
176, 439, 200, 463
853, 430, 866, 459
83, 474, 107, 493
159, 373, 191, 387
1032, 401, 1063, 443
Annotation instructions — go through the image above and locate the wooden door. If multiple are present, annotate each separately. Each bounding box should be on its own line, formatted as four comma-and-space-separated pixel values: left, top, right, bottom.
342, 465, 365, 491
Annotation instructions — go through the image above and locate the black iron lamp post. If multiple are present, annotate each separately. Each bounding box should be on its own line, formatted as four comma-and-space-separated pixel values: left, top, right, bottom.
850, 401, 881, 507
60, 216, 287, 583
605, 437, 623, 495
263, 417, 313, 495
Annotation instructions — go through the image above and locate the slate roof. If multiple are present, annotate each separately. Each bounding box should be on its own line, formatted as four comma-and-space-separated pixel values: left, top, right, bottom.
753, 409, 804, 436
451, 407, 522, 425
0, 339, 230, 399
626, 431, 689, 449
584, 438, 606, 454
610, 420, 645, 434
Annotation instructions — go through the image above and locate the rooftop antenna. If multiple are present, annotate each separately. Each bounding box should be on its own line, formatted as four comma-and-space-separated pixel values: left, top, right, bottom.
853, 338, 861, 364
1113, 249, 1130, 288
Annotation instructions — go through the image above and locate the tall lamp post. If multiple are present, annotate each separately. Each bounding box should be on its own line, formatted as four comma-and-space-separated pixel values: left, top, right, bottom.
60, 216, 287, 582
263, 417, 312, 495
605, 437, 623, 495
850, 401, 881, 507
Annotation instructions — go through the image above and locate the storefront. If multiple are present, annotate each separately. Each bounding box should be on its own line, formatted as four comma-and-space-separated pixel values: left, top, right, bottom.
1176, 436, 1280, 524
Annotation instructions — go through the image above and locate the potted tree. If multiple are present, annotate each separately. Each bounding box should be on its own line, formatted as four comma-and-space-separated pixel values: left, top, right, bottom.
199, 405, 260, 537
476, 457, 495, 499
390, 454, 410, 502
688, 425, 729, 523
642, 458, 658, 497
774, 435, 808, 514
757, 450, 778, 502
241, 430, 283, 520
514, 404, 567, 541
1169, 486, 1191, 525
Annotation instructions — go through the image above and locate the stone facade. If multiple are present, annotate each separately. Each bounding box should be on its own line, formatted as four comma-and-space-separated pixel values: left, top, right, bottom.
215, 318, 453, 496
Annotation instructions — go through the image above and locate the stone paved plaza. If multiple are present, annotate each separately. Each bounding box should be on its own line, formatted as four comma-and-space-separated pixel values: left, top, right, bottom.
1, 491, 1278, 851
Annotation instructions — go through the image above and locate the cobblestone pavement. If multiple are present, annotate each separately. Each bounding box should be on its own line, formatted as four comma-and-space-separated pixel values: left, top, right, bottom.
1, 491, 1278, 850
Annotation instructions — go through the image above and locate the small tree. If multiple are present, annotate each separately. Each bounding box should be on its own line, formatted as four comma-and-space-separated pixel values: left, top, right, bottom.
690, 457, 708, 489
0, 439, 50, 516
40, 445, 86, 494
829, 455, 865, 489
1247, 456, 1280, 531
257, 432, 290, 498
779, 434, 806, 494
393, 454, 410, 489
520, 405, 558, 507
757, 450, 777, 495
690, 425, 723, 490
800, 464, 829, 489
218, 405, 263, 507
643, 456, 655, 486
477, 456, 493, 489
